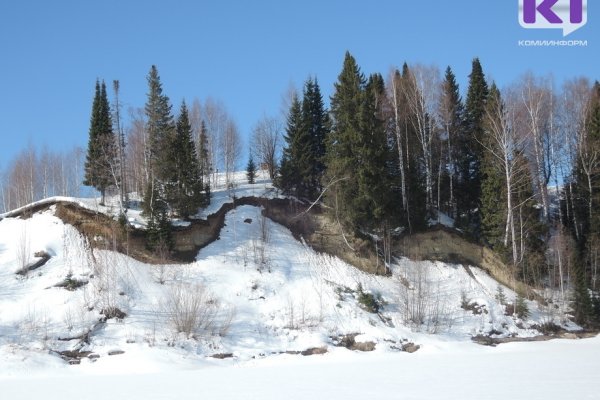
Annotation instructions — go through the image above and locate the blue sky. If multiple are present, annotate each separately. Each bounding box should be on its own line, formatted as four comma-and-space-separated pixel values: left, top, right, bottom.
0, 0, 597, 167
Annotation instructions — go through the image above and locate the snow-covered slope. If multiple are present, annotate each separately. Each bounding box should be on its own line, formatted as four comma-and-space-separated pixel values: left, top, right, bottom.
0, 172, 594, 399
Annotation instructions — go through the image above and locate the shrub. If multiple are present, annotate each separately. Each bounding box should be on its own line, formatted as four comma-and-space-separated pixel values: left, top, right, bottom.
495, 285, 507, 306
515, 294, 530, 320
357, 284, 383, 314
163, 283, 220, 339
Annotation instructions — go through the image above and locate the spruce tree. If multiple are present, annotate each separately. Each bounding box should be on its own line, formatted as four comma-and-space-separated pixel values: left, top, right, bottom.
481, 84, 507, 250
145, 66, 175, 186
143, 65, 175, 218
300, 77, 330, 200
325, 51, 366, 230
457, 58, 488, 235
84, 80, 118, 204
325, 53, 392, 231
440, 66, 464, 218
246, 156, 257, 184
143, 66, 175, 249
354, 73, 392, 227
170, 101, 204, 218
278, 94, 303, 195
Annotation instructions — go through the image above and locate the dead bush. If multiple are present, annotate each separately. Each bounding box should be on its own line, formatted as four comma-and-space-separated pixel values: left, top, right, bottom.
162, 283, 223, 339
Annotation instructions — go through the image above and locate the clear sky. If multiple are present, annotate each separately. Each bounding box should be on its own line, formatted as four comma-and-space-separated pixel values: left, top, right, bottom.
0, 0, 597, 167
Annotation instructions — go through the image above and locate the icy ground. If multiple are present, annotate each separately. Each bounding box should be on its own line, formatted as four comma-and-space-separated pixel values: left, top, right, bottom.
1, 337, 599, 399
0, 172, 597, 398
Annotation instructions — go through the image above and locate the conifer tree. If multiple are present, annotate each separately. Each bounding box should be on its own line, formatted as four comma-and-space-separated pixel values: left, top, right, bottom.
145, 66, 175, 185
170, 101, 204, 218
457, 58, 488, 234
246, 155, 257, 184
84, 80, 118, 204
300, 77, 330, 199
354, 73, 392, 227
439, 67, 464, 218
278, 94, 303, 195
142, 66, 175, 250
481, 84, 507, 250
325, 53, 392, 231
143, 65, 175, 218
325, 51, 366, 230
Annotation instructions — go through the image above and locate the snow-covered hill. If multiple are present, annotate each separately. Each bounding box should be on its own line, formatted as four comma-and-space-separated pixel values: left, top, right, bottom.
0, 173, 596, 398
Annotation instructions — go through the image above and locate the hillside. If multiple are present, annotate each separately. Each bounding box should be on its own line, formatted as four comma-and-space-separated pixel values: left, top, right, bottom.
0, 172, 590, 374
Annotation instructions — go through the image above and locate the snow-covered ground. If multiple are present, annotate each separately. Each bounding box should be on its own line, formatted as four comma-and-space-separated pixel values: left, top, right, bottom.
1, 337, 599, 399
0, 172, 597, 398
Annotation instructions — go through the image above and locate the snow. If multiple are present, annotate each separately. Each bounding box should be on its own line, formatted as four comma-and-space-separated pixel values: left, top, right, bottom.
429, 209, 455, 228
0, 171, 597, 398
1, 337, 599, 399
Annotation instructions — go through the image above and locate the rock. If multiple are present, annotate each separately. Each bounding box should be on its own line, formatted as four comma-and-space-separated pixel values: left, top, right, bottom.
402, 343, 421, 353
352, 341, 376, 352
211, 353, 234, 359
244, 218, 253, 224
301, 347, 328, 356
561, 332, 578, 340
108, 350, 125, 356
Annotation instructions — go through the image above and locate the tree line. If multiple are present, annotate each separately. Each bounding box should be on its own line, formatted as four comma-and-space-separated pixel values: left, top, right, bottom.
2, 55, 599, 326
276, 52, 600, 327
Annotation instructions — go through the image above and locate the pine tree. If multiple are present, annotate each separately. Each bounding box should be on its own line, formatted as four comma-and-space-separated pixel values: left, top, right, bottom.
169, 101, 204, 218
300, 77, 330, 200
353, 73, 392, 227
278, 93, 303, 195
457, 58, 488, 235
145, 66, 175, 186
246, 155, 257, 184
324, 53, 392, 231
325, 51, 366, 230
481, 84, 507, 250
439, 66, 464, 218
84, 80, 118, 204
143, 65, 175, 218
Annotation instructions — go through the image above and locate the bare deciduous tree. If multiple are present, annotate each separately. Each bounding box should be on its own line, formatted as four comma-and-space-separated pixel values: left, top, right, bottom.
220, 119, 242, 187
251, 115, 281, 180
402, 64, 441, 213
518, 73, 553, 222
482, 88, 529, 266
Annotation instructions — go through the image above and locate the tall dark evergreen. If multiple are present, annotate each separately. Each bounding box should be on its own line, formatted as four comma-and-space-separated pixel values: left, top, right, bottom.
325, 52, 366, 230
143, 65, 175, 217
169, 101, 205, 218
457, 58, 488, 235
481, 84, 506, 249
142, 66, 175, 252
355, 73, 392, 226
300, 77, 330, 200
324, 52, 392, 231
84, 80, 118, 204
439, 66, 464, 218
278, 94, 303, 195
145, 65, 175, 188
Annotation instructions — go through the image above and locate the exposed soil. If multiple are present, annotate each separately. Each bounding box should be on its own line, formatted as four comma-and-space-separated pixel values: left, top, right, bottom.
9, 196, 530, 295
472, 330, 598, 346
